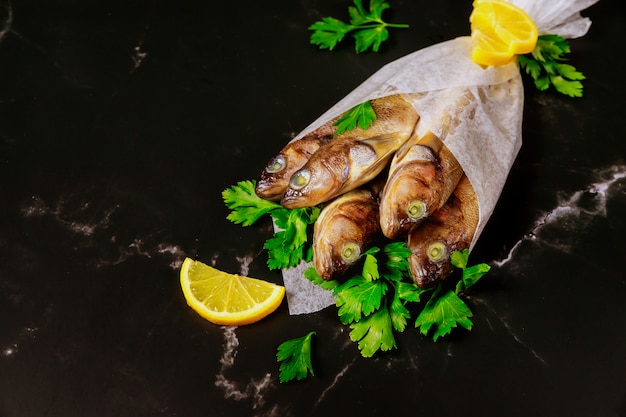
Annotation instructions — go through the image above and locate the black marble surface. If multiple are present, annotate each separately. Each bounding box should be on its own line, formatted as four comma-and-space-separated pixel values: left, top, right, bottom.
1, 0, 625, 416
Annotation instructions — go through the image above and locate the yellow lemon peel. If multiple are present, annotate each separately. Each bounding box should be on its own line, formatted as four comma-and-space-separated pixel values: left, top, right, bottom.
180, 257, 285, 326
469, 0, 538, 66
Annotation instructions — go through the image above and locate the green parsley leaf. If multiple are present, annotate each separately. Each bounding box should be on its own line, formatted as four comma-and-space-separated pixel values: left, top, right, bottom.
332, 101, 377, 136
264, 233, 306, 270
309, 0, 408, 53
353, 25, 389, 54
222, 180, 281, 226
450, 248, 469, 269
321, 242, 421, 356
304, 266, 340, 292
362, 246, 381, 257
551, 75, 584, 97
394, 280, 423, 303
451, 249, 490, 294
222, 180, 320, 270
414, 288, 473, 341
389, 289, 411, 332
309, 17, 352, 51
349, 0, 389, 24
349, 305, 397, 357
361, 252, 380, 281
382, 241, 412, 281
277, 331, 316, 383
519, 34, 586, 97
415, 250, 490, 341
335, 276, 388, 324
263, 206, 320, 270
459, 263, 491, 292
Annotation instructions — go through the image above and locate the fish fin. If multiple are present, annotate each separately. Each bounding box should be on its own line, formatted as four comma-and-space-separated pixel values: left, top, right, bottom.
359, 132, 408, 155
394, 126, 428, 160
345, 132, 407, 166
416, 131, 443, 154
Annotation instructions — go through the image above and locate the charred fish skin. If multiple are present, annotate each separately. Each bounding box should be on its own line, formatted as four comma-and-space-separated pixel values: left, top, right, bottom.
255, 122, 337, 201
280, 95, 420, 209
379, 132, 463, 240
407, 174, 479, 289
312, 186, 380, 281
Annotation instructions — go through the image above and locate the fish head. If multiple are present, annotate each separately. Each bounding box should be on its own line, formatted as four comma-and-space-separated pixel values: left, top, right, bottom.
280, 156, 345, 209
313, 207, 372, 280
379, 167, 436, 239
255, 138, 324, 201
256, 153, 290, 201
408, 238, 454, 289
379, 145, 438, 239
312, 188, 380, 281
314, 239, 362, 281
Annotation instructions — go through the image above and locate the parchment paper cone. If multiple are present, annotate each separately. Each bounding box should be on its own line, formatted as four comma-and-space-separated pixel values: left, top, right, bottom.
280, 0, 599, 315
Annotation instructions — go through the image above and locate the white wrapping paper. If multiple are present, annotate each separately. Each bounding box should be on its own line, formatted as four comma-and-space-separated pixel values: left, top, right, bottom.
282, 0, 599, 315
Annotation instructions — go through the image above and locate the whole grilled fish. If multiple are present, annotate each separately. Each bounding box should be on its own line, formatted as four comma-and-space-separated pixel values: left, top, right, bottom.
379, 131, 463, 239
255, 122, 337, 201
407, 174, 479, 288
281, 95, 419, 209
312, 182, 382, 280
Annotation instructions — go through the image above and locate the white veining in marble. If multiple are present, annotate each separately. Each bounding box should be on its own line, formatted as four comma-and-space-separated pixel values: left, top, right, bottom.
235, 255, 253, 276
1, 326, 38, 359
20, 193, 188, 269
314, 357, 357, 408
472, 296, 548, 365
0, 0, 13, 42
131, 32, 149, 72
494, 164, 626, 267
461, 163, 626, 365
214, 326, 286, 417
21, 194, 118, 237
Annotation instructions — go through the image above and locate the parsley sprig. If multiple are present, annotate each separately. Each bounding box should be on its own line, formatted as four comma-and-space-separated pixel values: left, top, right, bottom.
415, 249, 490, 341
222, 180, 320, 270
518, 34, 586, 97
309, 0, 409, 53
276, 331, 316, 383
333, 101, 378, 136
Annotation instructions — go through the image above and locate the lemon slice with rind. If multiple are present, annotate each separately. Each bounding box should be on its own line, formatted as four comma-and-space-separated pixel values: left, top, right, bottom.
180, 257, 285, 326
470, 0, 538, 66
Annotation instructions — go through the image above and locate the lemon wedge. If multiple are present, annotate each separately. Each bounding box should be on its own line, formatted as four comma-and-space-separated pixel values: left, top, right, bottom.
469, 0, 538, 66
180, 257, 285, 326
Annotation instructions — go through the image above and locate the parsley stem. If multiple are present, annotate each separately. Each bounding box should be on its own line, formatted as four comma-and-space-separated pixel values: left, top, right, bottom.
431, 283, 444, 299
354, 23, 409, 29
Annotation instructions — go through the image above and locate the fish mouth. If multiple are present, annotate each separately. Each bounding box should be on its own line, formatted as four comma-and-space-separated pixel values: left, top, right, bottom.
255, 177, 285, 201
280, 190, 305, 209
313, 247, 348, 281
409, 257, 431, 288
407, 199, 428, 220
340, 242, 361, 264
409, 252, 449, 289
381, 209, 422, 240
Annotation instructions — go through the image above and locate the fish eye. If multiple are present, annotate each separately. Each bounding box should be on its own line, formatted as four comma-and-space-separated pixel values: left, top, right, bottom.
340, 242, 360, 263
290, 169, 310, 190
265, 155, 286, 173
407, 199, 427, 220
426, 242, 447, 262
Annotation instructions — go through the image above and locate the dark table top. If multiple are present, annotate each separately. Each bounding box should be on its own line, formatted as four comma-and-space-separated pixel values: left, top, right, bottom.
1, 0, 625, 416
